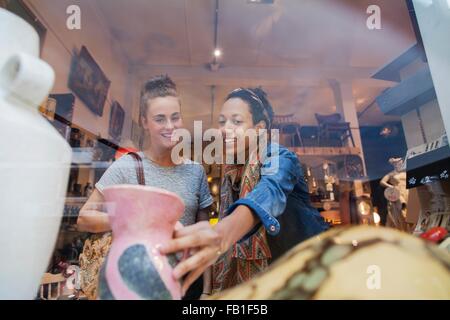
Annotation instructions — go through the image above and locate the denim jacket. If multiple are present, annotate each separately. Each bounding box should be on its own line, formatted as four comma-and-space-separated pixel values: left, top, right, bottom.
227, 143, 329, 260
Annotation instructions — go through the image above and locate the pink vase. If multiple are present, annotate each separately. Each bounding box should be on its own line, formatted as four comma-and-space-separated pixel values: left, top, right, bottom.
98, 185, 185, 300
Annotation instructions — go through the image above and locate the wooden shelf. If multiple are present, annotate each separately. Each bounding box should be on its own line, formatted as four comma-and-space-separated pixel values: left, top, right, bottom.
321, 200, 340, 206
290, 146, 361, 157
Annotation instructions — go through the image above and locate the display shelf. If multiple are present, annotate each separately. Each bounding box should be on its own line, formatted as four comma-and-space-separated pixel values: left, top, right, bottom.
290, 146, 361, 156
312, 200, 340, 209
65, 197, 88, 202
406, 146, 450, 189
70, 161, 113, 169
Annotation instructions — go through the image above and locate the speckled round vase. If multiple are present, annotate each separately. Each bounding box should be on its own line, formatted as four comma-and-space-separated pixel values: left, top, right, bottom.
212, 226, 450, 300
98, 185, 185, 300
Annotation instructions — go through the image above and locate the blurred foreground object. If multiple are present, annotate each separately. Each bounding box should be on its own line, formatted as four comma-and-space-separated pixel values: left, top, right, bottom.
0, 8, 72, 299
212, 226, 450, 299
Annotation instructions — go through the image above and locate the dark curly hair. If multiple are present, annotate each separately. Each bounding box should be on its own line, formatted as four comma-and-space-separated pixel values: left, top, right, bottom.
140, 74, 179, 119
225, 87, 274, 129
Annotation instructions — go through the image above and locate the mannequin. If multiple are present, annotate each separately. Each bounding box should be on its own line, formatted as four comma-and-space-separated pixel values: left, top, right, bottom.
380, 157, 409, 231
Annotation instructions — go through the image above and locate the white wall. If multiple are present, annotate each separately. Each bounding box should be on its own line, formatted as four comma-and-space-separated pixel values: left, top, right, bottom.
25, 0, 132, 142
413, 0, 450, 138
401, 99, 446, 149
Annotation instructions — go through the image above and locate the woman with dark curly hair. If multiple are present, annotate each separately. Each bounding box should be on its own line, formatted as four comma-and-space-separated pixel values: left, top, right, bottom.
161, 87, 329, 296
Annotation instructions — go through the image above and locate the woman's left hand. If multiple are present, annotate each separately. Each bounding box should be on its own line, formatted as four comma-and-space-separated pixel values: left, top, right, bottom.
159, 221, 225, 296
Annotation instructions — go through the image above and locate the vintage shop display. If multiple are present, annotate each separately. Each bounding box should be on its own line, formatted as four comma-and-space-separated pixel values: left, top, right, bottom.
380, 157, 409, 231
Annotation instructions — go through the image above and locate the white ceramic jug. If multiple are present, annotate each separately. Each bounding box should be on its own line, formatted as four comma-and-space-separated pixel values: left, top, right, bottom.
0, 8, 72, 299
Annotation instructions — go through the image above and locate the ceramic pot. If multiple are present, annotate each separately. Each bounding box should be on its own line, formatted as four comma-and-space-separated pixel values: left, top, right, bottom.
212, 226, 450, 300
0, 8, 72, 299
98, 185, 185, 300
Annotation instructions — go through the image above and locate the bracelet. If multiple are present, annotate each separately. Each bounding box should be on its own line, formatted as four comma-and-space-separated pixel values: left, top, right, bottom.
202, 292, 211, 295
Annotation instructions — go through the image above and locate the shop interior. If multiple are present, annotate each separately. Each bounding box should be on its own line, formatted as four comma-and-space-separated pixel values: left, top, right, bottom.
1, 0, 449, 300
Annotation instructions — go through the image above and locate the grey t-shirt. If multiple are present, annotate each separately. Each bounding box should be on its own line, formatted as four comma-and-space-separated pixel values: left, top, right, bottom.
95, 152, 213, 226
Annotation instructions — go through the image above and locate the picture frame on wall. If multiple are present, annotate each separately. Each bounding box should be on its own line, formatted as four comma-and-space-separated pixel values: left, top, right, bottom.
68, 46, 110, 117
109, 100, 125, 142
131, 120, 144, 150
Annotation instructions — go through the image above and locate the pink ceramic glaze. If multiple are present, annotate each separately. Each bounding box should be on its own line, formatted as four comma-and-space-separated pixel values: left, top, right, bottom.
99, 185, 185, 300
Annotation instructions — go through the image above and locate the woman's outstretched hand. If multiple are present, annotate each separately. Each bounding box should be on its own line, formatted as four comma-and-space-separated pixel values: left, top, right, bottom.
159, 221, 226, 296
160, 205, 258, 296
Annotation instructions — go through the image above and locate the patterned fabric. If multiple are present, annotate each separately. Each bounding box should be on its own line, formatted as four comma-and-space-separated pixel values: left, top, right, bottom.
79, 232, 112, 300
212, 154, 272, 294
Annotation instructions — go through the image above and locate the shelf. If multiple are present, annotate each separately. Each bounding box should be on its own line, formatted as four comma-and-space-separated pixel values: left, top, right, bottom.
321, 200, 340, 206
290, 146, 361, 157
312, 201, 340, 209
70, 161, 112, 169
65, 197, 88, 201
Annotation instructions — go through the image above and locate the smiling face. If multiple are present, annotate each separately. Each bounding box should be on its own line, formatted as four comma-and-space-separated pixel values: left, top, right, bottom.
219, 98, 265, 160
141, 96, 182, 151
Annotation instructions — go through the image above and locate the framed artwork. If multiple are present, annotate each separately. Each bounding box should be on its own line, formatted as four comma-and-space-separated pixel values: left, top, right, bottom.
131, 120, 144, 150
68, 46, 110, 117
109, 101, 125, 142
344, 155, 365, 179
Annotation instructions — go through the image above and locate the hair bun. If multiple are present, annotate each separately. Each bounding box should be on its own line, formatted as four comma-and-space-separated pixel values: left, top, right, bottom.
144, 74, 177, 92
140, 75, 179, 119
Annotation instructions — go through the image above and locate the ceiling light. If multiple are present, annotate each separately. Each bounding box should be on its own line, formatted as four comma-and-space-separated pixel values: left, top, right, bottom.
380, 126, 392, 137
213, 49, 222, 57
380, 123, 399, 138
